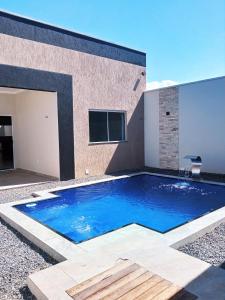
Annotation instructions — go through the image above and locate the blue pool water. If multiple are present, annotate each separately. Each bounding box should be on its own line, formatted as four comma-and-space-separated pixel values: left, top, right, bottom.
15, 175, 225, 243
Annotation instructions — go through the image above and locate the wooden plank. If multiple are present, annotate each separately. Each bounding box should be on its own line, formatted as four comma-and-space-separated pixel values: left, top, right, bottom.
151, 284, 183, 300
135, 278, 172, 300
117, 275, 163, 300
86, 267, 150, 300
99, 271, 154, 300
69, 263, 140, 300
67, 260, 133, 297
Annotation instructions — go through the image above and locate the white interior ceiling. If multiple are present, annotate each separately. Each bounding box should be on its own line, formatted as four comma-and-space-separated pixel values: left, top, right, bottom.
0, 87, 25, 94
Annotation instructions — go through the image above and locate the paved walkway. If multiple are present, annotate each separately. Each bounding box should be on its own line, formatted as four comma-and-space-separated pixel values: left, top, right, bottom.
0, 169, 57, 189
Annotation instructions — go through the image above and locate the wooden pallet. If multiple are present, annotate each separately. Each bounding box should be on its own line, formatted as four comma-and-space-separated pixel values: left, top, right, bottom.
66, 260, 197, 300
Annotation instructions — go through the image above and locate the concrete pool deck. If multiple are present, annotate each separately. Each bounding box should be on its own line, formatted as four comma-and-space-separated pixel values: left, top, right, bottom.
1, 172, 225, 299
27, 227, 225, 300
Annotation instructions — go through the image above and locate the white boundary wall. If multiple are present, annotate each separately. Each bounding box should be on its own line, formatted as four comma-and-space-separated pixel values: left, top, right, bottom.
179, 77, 225, 173
145, 76, 225, 174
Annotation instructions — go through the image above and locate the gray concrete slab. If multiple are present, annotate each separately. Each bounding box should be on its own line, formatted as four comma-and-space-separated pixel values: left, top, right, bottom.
0, 169, 57, 190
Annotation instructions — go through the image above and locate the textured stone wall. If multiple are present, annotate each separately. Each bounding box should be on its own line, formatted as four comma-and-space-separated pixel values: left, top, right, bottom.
0, 33, 145, 178
159, 87, 179, 169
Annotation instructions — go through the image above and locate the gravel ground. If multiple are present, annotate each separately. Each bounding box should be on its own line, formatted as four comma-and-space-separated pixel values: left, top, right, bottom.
0, 175, 112, 299
0, 218, 57, 300
179, 223, 225, 269
0, 175, 112, 204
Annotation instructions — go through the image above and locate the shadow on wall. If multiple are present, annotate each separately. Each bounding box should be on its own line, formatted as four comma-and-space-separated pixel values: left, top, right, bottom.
105, 93, 145, 174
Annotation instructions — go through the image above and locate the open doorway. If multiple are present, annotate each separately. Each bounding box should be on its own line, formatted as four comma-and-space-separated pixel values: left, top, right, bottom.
0, 87, 61, 183
0, 116, 14, 170
0, 64, 74, 180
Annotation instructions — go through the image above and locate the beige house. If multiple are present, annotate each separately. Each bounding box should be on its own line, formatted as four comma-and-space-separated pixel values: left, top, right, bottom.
1, 11, 223, 183
0, 11, 146, 180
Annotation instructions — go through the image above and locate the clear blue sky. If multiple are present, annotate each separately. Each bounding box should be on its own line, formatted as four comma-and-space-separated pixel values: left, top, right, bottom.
1, 0, 224, 84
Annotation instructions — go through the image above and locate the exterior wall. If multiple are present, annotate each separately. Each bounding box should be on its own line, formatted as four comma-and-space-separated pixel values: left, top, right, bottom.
144, 76, 225, 174
14, 90, 60, 178
179, 77, 225, 174
144, 90, 159, 167
0, 32, 145, 177
0, 11, 145, 67
0, 90, 60, 177
0, 94, 15, 115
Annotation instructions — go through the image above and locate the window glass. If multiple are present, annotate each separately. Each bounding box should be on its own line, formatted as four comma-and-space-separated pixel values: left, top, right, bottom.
108, 112, 125, 141
89, 111, 126, 143
89, 111, 108, 142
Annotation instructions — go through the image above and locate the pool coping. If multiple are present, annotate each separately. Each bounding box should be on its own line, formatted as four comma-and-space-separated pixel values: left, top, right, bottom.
1, 172, 225, 299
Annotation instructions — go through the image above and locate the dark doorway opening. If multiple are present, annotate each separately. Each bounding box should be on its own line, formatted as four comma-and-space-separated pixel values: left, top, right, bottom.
0, 116, 14, 170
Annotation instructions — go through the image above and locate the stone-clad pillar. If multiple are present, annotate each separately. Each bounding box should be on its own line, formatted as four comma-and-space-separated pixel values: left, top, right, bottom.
159, 87, 179, 169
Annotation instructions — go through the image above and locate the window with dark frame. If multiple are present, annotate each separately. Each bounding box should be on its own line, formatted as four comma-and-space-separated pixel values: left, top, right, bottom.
89, 111, 126, 143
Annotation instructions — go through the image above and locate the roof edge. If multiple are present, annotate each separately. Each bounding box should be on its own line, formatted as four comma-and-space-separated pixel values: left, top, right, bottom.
0, 9, 146, 56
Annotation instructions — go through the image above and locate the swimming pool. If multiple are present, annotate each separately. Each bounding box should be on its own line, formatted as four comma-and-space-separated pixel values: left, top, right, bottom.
14, 174, 225, 243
